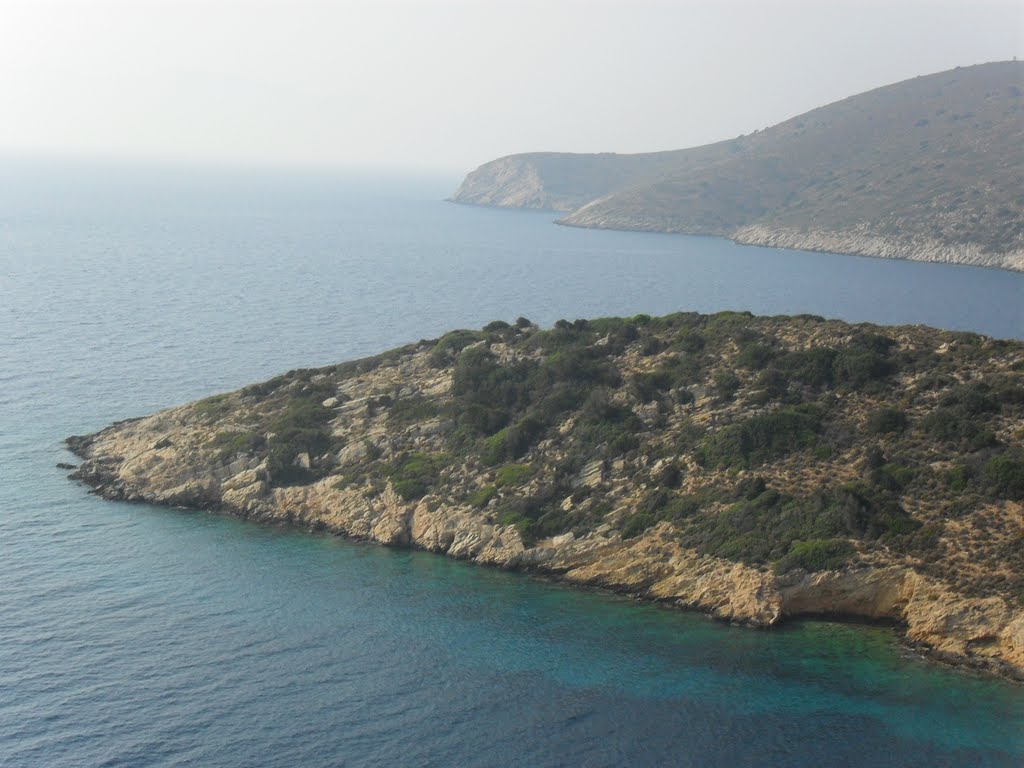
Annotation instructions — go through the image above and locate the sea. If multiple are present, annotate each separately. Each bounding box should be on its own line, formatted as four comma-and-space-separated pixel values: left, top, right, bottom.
1, 160, 1022, 767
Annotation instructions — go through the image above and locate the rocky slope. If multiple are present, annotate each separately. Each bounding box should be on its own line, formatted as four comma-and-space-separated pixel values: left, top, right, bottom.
452, 61, 1024, 271
67, 313, 1024, 678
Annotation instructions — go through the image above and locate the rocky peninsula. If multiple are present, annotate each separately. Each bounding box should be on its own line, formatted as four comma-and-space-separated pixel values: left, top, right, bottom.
452, 62, 1024, 271
67, 312, 1024, 678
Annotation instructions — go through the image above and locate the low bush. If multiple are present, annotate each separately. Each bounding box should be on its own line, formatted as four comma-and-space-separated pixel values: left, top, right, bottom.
687, 482, 916, 565
385, 452, 451, 500
621, 513, 656, 539
736, 342, 777, 370
388, 396, 440, 425
870, 460, 919, 494
699, 406, 823, 468
867, 407, 908, 434
774, 539, 854, 574
983, 452, 1024, 500
265, 398, 336, 486
652, 462, 683, 489
921, 407, 997, 449
429, 329, 484, 367
211, 430, 266, 462
467, 485, 497, 508
630, 369, 676, 403
194, 394, 232, 421
712, 369, 741, 401
495, 463, 533, 488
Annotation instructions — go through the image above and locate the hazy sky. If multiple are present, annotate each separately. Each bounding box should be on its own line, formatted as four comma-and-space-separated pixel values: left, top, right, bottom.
2, 0, 1021, 173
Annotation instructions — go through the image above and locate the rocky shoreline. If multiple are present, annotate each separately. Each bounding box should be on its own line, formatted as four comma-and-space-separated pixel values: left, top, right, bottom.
550, 216, 1024, 272
66, 419, 1024, 681
63, 313, 1024, 681
56, 466, 1011, 681
730, 225, 1024, 272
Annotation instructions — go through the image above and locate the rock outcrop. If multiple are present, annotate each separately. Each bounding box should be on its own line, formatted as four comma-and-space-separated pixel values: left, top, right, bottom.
67, 312, 1024, 679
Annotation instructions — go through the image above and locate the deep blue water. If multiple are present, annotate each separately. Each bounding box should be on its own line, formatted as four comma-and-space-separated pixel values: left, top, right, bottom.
1, 162, 1022, 767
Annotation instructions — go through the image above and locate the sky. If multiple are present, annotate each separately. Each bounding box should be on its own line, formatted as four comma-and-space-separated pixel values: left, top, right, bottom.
1, 0, 1021, 173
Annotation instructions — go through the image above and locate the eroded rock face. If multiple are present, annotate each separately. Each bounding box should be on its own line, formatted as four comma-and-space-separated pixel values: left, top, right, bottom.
69, 402, 1024, 680
730, 225, 1024, 272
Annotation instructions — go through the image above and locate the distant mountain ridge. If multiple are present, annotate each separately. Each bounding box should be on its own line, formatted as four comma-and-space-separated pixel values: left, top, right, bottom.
451, 62, 1024, 271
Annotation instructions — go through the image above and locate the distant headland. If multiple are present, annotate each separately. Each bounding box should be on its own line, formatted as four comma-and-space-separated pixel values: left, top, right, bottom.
451, 62, 1024, 272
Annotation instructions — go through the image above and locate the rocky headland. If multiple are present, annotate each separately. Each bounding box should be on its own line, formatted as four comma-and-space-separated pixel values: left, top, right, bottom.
67, 312, 1024, 678
452, 62, 1024, 271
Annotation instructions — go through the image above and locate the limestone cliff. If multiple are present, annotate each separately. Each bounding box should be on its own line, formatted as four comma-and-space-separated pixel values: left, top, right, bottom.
67, 312, 1024, 678
452, 61, 1024, 272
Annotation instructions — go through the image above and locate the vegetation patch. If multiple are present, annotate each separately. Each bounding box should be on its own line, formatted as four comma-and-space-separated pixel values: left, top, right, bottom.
774, 539, 855, 574
168, 311, 1023, 604
699, 406, 823, 468
385, 452, 452, 501
495, 463, 534, 488
983, 451, 1024, 500
867, 407, 908, 434
211, 430, 265, 462
194, 394, 232, 421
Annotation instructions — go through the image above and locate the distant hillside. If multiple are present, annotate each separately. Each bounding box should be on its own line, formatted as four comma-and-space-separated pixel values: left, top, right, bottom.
452, 62, 1024, 271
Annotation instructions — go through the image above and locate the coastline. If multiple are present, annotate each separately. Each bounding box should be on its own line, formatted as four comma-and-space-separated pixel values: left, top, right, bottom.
549, 212, 1024, 273
65, 426, 1024, 683
62, 311, 1024, 685
449, 197, 1024, 274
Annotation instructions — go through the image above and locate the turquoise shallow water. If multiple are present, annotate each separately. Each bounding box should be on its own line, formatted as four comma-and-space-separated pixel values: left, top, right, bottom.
1, 162, 1022, 766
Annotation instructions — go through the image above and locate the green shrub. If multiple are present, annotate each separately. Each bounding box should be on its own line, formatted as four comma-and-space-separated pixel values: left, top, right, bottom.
270, 399, 333, 433
687, 482, 916, 565
699, 406, 823, 468
983, 452, 1024, 500
264, 399, 336, 485
211, 430, 265, 461
672, 331, 706, 354
776, 348, 837, 387
653, 462, 683, 488
388, 396, 440, 425
621, 513, 655, 539
429, 329, 484, 367
480, 415, 547, 465
467, 485, 498, 507
735, 343, 776, 370
194, 394, 232, 421
712, 369, 741, 401
495, 463, 534, 488
940, 383, 1000, 415
774, 539, 854, 574
735, 475, 767, 500
946, 464, 973, 492
867, 407, 908, 434
921, 407, 997, 449
870, 461, 918, 493
385, 452, 451, 500
493, 497, 545, 546
630, 369, 676, 403
572, 395, 643, 458
480, 428, 509, 466
833, 348, 893, 389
